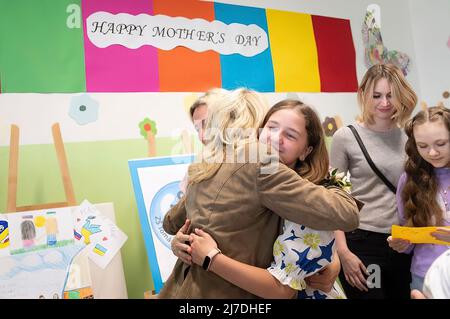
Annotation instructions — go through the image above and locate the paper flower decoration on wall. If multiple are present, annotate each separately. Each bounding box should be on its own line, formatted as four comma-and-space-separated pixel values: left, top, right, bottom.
69, 94, 99, 125
362, 4, 411, 75
139, 118, 158, 157
322, 116, 343, 137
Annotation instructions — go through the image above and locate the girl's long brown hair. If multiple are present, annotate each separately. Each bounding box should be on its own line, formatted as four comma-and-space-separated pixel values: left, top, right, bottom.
402, 106, 450, 226
261, 99, 329, 184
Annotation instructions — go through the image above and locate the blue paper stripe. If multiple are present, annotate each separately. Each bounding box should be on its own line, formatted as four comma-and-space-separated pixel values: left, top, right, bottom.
214, 3, 275, 92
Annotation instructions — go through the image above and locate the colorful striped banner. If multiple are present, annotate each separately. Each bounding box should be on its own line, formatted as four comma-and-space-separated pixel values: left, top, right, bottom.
153, 0, 221, 92
0, 0, 357, 93
267, 9, 321, 92
312, 15, 358, 92
82, 0, 159, 92
0, 0, 85, 92
214, 3, 274, 92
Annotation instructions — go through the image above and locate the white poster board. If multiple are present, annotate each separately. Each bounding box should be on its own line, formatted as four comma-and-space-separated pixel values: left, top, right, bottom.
128, 155, 194, 293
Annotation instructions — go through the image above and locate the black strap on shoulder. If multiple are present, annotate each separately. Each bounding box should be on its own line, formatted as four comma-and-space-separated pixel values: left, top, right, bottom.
347, 125, 397, 194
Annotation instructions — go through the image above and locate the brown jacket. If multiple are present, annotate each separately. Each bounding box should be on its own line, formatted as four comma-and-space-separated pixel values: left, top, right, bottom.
158, 155, 359, 299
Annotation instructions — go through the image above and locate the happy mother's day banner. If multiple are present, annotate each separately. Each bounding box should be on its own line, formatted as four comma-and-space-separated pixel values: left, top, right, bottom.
0, 0, 357, 93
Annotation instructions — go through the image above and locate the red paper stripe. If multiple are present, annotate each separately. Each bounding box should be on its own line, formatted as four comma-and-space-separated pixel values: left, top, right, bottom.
312, 15, 358, 92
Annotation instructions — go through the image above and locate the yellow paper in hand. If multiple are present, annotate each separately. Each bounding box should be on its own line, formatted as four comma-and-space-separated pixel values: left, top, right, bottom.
391, 225, 450, 245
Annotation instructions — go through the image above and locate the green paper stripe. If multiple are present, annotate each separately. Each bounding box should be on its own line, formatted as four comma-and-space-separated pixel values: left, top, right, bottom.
0, 0, 85, 92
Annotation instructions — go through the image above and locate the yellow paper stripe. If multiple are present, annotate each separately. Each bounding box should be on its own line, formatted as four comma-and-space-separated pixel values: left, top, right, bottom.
266, 9, 321, 92
392, 225, 450, 245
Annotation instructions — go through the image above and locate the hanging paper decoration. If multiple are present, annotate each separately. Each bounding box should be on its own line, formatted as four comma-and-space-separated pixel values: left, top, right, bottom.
362, 4, 411, 76
0, 0, 358, 93
139, 118, 158, 157
69, 94, 99, 125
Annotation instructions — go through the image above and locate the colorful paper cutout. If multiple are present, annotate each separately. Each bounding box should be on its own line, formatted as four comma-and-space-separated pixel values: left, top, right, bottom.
1, 0, 358, 93
322, 115, 343, 137
362, 4, 411, 76
139, 118, 158, 157
391, 225, 450, 245
69, 94, 99, 125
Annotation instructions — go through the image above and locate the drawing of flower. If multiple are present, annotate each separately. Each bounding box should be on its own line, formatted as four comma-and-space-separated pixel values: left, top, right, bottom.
69, 94, 99, 125
139, 118, 158, 157
322, 117, 338, 137
139, 118, 157, 138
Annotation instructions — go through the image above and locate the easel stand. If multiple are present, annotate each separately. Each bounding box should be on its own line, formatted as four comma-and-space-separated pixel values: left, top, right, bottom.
6, 123, 76, 212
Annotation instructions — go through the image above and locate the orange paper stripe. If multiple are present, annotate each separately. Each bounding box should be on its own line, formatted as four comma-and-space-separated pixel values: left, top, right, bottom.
153, 0, 221, 92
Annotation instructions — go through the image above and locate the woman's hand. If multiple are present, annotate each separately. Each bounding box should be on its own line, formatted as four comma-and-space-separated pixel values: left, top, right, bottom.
387, 236, 411, 253
170, 219, 192, 265
189, 228, 218, 266
339, 249, 369, 292
430, 227, 450, 243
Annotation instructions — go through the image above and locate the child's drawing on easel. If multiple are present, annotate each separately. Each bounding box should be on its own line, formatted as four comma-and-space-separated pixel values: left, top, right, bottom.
45, 212, 59, 246
73, 200, 127, 269
20, 216, 36, 248
8, 208, 74, 255
80, 216, 101, 245
0, 218, 10, 257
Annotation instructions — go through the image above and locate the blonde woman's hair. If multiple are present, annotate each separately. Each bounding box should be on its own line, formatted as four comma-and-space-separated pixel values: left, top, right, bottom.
357, 63, 417, 127
188, 88, 268, 184
189, 88, 228, 121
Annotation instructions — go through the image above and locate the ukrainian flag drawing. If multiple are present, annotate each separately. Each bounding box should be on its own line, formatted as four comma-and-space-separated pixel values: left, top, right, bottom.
93, 243, 107, 256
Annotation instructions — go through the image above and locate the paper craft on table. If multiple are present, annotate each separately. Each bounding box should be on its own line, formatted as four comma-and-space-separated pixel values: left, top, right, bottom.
391, 225, 450, 245
72, 200, 127, 269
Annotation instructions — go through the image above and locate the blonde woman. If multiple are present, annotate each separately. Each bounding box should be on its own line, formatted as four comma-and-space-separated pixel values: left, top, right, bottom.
187, 100, 350, 299
331, 63, 418, 299
158, 88, 360, 299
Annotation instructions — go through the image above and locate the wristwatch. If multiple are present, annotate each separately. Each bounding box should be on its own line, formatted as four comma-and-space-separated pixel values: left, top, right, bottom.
202, 247, 222, 271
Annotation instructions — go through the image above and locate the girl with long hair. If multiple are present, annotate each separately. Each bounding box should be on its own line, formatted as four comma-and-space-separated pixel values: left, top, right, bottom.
388, 106, 450, 292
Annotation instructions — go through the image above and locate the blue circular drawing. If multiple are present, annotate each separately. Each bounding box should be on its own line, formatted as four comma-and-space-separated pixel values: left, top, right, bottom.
149, 181, 184, 249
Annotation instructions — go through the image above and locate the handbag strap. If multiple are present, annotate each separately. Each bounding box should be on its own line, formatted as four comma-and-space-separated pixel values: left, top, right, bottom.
347, 125, 397, 194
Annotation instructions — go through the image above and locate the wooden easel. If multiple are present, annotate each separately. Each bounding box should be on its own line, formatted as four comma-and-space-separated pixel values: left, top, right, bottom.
6, 123, 76, 212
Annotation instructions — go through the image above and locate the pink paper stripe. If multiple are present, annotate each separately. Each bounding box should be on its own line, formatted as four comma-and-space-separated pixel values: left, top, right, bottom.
82, 0, 159, 92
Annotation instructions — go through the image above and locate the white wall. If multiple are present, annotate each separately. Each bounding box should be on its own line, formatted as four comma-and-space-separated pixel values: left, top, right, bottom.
2, 1, 447, 145
408, 0, 450, 107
